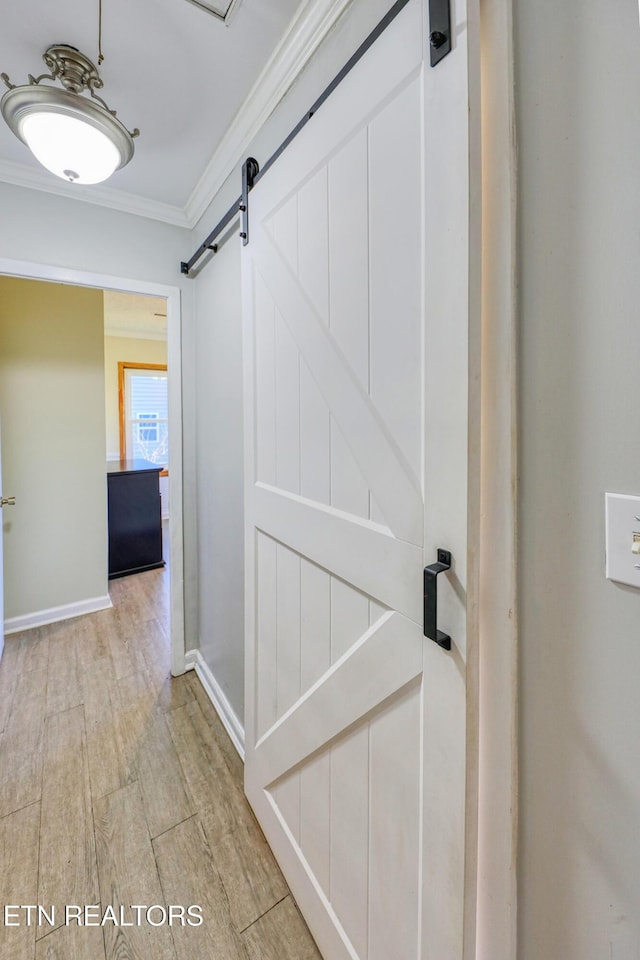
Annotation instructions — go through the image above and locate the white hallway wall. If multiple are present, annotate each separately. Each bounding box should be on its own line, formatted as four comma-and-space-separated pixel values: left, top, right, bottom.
515, 0, 640, 957
194, 236, 245, 716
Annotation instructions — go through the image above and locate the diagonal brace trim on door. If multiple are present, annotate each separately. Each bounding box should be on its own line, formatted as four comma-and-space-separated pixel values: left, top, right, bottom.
180, 0, 423, 276
253, 611, 421, 786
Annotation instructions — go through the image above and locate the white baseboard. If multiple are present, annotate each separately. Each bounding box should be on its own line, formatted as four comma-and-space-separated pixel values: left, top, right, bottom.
184, 649, 245, 761
4, 594, 113, 635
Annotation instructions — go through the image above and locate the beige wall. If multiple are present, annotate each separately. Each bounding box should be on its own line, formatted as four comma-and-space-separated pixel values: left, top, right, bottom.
104, 335, 167, 458
0, 277, 107, 621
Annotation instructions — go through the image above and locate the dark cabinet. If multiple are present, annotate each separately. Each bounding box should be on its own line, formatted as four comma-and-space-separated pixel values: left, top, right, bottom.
107, 460, 164, 579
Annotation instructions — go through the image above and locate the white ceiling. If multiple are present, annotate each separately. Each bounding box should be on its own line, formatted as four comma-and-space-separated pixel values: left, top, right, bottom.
103, 291, 167, 340
0, 0, 301, 215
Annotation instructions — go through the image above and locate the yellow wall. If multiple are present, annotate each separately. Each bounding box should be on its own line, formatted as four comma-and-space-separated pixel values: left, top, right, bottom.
0, 278, 107, 621
104, 335, 167, 458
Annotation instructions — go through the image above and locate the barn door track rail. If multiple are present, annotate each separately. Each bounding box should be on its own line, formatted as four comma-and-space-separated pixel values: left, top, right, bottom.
180, 0, 451, 276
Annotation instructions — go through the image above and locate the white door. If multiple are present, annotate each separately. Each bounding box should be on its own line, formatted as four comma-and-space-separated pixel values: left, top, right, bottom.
242, 1, 480, 957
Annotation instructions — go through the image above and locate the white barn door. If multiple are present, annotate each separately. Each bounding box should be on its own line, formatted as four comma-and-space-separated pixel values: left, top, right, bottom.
242, 1, 480, 957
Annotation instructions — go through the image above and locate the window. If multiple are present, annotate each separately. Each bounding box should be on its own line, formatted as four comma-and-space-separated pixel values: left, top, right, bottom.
119, 362, 168, 468
137, 413, 159, 443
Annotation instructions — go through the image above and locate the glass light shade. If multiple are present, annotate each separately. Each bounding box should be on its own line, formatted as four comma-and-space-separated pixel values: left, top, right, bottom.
1, 52, 136, 188
21, 111, 121, 184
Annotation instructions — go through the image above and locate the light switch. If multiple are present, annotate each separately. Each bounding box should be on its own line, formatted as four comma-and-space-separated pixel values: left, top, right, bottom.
605, 492, 640, 588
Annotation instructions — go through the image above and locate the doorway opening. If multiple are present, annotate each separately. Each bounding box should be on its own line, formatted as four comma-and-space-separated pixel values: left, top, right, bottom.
104, 292, 170, 625
0, 258, 184, 676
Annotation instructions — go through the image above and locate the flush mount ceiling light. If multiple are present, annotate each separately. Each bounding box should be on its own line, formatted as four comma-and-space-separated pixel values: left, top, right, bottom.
1, 44, 139, 185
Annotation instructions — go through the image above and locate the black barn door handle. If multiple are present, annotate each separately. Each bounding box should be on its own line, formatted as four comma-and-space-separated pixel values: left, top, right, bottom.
424, 549, 452, 650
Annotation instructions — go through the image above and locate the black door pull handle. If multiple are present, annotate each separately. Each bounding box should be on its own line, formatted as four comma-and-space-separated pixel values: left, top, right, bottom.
424, 549, 452, 650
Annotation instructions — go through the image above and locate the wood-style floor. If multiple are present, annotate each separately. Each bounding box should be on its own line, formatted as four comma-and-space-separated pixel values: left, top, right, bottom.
0, 564, 321, 960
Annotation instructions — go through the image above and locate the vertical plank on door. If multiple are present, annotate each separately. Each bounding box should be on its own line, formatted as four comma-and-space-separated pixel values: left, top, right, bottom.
300, 749, 331, 897
330, 576, 370, 664
368, 77, 423, 490
275, 314, 300, 496
328, 128, 370, 391
270, 195, 299, 277
276, 543, 301, 718
299, 553, 332, 894
272, 769, 301, 847
368, 682, 421, 960
256, 533, 278, 739
328, 127, 373, 530
274, 541, 301, 844
369, 598, 389, 628
255, 272, 277, 487
300, 558, 331, 694
330, 417, 369, 522
300, 361, 330, 509
298, 167, 329, 325
330, 724, 370, 960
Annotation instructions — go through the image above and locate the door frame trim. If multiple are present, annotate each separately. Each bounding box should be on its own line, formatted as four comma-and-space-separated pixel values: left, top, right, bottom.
0, 256, 185, 677
476, 0, 518, 957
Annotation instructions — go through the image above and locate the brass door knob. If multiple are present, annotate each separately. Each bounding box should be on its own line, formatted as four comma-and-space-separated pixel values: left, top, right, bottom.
0, 496, 16, 507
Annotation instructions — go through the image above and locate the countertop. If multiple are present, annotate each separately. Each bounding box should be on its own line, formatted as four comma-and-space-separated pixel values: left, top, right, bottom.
107, 459, 162, 476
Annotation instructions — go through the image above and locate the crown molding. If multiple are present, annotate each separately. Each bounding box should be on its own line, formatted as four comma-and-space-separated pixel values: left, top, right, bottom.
184, 0, 355, 227
0, 0, 354, 231
0, 157, 190, 228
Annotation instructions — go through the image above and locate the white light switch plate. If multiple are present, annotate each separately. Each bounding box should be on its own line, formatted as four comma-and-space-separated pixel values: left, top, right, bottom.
605, 492, 640, 588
